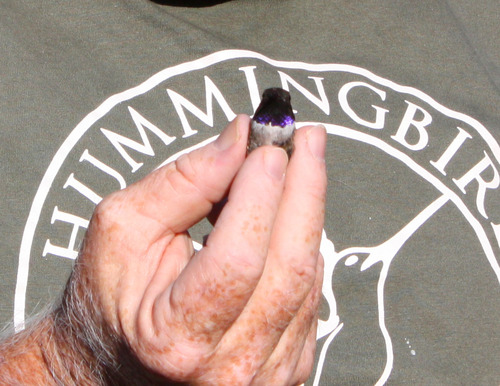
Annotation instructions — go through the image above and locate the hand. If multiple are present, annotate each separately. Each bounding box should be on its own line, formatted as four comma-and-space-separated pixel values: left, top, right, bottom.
59, 115, 327, 384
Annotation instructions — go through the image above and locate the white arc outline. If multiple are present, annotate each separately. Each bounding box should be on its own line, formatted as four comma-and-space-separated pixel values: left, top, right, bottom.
12, 51, 500, 386
15, 50, 500, 329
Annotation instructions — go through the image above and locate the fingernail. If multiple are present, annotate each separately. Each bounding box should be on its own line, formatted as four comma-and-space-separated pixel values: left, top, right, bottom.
214, 117, 241, 151
307, 125, 326, 161
264, 147, 287, 181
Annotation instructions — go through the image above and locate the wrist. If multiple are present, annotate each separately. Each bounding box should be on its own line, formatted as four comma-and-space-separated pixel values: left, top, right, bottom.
0, 306, 101, 385
51, 263, 169, 385
0, 266, 166, 385
0, 316, 55, 384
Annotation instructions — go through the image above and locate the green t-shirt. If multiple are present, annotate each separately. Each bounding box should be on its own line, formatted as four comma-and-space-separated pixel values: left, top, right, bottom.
1, 1, 499, 384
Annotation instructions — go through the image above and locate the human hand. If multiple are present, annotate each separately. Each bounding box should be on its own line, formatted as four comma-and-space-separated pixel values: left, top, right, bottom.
59, 114, 327, 384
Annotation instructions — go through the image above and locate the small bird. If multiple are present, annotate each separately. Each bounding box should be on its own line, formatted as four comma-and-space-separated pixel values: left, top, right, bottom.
247, 88, 296, 158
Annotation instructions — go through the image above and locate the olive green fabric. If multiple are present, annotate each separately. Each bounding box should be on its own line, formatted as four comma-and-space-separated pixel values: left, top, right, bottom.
1, 1, 499, 383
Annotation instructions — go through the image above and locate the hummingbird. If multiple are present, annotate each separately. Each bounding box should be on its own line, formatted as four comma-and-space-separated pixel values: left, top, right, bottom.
247, 88, 296, 158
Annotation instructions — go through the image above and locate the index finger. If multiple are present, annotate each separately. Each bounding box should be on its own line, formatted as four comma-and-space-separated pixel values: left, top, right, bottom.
162, 146, 289, 339
194, 125, 327, 375
229, 125, 327, 345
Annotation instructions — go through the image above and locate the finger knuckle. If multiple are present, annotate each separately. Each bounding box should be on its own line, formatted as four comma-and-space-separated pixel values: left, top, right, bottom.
174, 153, 199, 190
92, 192, 124, 227
174, 150, 226, 203
200, 364, 254, 385
286, 256, 318, 288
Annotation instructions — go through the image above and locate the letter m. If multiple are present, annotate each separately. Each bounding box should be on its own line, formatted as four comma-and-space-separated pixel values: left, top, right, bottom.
101, 107, 176, 173
167, 76, 236, 138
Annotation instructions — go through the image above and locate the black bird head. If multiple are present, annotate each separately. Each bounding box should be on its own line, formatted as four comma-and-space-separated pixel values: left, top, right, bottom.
252, 88, 295, 127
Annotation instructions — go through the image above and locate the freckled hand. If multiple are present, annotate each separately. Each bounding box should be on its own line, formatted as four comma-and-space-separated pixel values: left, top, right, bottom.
248, 88, 296, 158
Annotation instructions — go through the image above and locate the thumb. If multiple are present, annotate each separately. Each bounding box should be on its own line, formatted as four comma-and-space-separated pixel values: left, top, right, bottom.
100, 115, 249, 244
